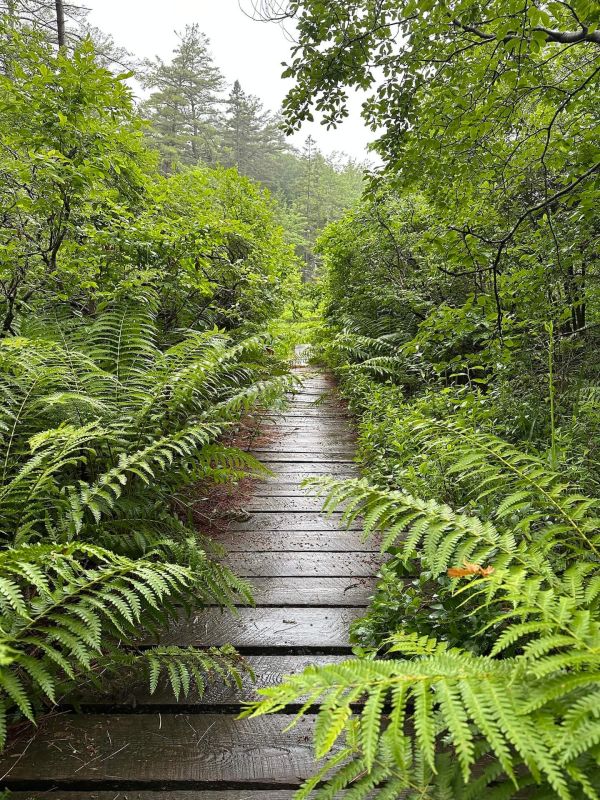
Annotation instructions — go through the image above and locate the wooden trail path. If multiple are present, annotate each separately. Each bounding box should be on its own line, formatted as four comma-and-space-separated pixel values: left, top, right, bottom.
2, 350, 382, 799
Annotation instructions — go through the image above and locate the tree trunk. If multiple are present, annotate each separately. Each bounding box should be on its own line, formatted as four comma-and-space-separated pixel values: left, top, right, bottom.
55, 0, 66, 48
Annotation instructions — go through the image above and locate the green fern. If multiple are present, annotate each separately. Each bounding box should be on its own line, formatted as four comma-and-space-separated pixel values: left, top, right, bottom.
259, 421, 600, 797
247, 631, 600, 799
0, 297, 292, 745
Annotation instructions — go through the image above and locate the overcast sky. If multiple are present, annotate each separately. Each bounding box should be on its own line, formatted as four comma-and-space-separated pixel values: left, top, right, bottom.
84, 0, 373, 160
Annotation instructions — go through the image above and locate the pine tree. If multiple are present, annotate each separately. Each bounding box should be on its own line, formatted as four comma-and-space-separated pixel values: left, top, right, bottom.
219, 80, 286, 187
141, 24, 224, 171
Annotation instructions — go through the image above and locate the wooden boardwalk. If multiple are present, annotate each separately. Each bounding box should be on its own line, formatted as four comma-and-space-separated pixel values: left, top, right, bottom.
2, 353, 381, 798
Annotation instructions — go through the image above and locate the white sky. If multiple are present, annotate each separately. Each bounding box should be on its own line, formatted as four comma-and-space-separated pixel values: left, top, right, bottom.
84, 0, 373, 160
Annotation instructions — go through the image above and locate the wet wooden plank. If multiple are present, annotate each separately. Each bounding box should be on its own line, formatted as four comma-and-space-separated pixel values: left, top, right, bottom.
157, 607, 364, 647
286, 396, 338, 404
223, 552, 384, 577
262, 418, 352, 428
260, 423, 352, 432
258, 476, 354, 487
260, 425, 354, 437
298, 384, 335, 393
242, 496, 333, 512
252, 443, 355, 454
259, 462, 358, 476
0, 715, 323, 784
287, 394, 333, 403
248, 482, 328, 496
226, 512, 361, 531
249, 576, 376, 605
261, 411, 349, 420
250, 452, 355, 463
82, 655, 348, 707
212, 530, 380, 551
8, 794, 298, 800
268, 417, 350, 424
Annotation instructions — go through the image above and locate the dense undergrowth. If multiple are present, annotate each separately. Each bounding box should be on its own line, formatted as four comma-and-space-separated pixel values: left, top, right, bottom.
1, 2, 600, 798
245, 0, 600, 790
247, 190, 600, 796
0, 20, 299, 747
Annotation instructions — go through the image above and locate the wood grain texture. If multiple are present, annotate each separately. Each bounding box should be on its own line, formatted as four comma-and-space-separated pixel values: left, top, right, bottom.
242, 495, 337, 512
260, 426, 354, 437
297, 385, 335, 394
0, 715, 323, 784
286, 400, 338, 405
250, 452, 355, 463
226, 512, 361, 531
260, 411, 350, 419
252, 443, 355, 455
246, 482, 329, 496
157, 607, 364, 647
247, 576, 376, 605
82, 655, 349, 707
222, 552, 384, 577
3, 366, 378, 797
255, 429, 355, 441
258, 463, 358, 477
212, 530, 380, 552
259, 427, 354, 436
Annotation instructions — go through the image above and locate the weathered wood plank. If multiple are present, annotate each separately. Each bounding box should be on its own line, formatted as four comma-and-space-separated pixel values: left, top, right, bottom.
226, 512, 361, 531
0, 715, 323, 784
82, 655, 349, 707
1, 367, 374, 796
8, 794, 299, 800
212, 530, 380, 551
257, 476, 354, 487
260, 410, 349, 419
223, 552, 384, 577
247, 482, 328, 496
252, 443, 355, 455
253, 419, 350, 428
260, 426, 354, 437
250, 452, 355, 462
157, 607, 364, 647
287, 393, 333, 403
259, 462, 358, 476
242, 496, 334, 512
298, 384, 335, 393
258, 429, 355, 441
248, 576, 376, 605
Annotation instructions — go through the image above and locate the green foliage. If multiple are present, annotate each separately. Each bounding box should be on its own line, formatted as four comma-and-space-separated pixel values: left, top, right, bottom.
0, 298, 291, 545
247, 430, 600, 796
0, 541, 255, 747
0, 22, 151, 333
0, 294, 294, 737
0, 20, 301, 334
275, 1, 600, 257
141, 24, 224, 169
247, 9, 600, 783
0, 17, 308, 750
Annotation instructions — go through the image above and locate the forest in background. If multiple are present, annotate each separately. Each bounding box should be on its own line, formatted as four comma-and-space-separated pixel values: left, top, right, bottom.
1, 1, 600, 798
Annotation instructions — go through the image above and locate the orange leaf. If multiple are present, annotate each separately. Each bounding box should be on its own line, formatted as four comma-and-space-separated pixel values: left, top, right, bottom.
447, 561, 494, 578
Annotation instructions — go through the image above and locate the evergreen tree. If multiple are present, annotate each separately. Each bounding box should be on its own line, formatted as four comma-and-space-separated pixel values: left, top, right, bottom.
141, 24, 224, 171
219, 80, 286, 188
292, 137, 364, 278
